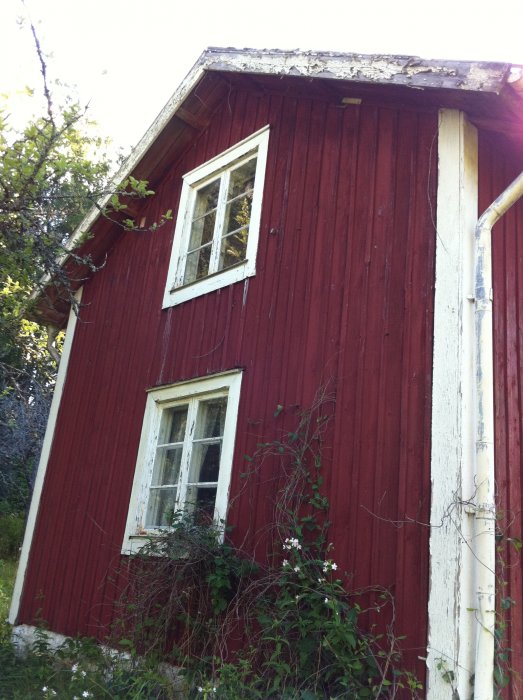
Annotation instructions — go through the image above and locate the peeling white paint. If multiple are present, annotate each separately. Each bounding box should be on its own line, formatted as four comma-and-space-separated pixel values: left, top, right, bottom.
427, 110, 478, 699
204, 48, 509, 92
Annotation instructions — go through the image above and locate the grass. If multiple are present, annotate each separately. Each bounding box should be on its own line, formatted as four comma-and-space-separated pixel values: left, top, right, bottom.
0, 558, 17, 630
0, 558, 178, 699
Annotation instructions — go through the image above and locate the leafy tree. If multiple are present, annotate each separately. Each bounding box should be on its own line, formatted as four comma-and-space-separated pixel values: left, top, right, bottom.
0, 20, 160, 517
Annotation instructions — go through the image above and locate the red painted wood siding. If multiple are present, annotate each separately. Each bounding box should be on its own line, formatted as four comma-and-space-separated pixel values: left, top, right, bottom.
19, 88, 437, 683
481, 131, 523, 698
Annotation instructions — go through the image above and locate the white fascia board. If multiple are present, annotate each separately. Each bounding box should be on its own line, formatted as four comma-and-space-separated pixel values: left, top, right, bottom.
9, 288, 83, 624
203, 47, 513, 94
426, 110, 478, 698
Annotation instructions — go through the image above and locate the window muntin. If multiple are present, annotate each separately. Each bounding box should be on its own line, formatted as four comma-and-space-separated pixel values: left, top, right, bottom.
163, 126, 269, 308
145, 395, 227, 528
122, 372, 242, 552
182, 157, 256, 285
145, 404, 188, 528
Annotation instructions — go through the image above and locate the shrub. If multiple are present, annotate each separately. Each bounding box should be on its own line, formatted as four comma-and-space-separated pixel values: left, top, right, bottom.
0, 505, 25, 559
115, 396, 422, 698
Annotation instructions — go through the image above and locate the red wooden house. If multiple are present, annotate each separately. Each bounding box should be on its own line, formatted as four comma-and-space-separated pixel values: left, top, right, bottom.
9, 49, 523, 698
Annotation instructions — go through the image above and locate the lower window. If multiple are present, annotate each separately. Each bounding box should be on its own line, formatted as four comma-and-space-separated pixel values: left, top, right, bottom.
122, 371, 242, 552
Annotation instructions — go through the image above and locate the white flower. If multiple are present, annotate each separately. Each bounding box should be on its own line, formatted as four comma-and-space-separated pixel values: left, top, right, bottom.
324, 597, 329, 603
322, 560, 338, 572
317, 577, 325, 583
283, 537, 302, 550
80, 671, 87, 678
71, 663, 78, 673
293, 566, 300, 573
213, 688, 217, 693
282, 559, 289, 567
42, 688, 48, 694
198, 687, 203, 693
82, 692, 92, 698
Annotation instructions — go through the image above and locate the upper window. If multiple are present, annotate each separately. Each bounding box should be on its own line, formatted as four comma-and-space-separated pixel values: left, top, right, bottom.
122, 371, 242, 552
163, 126, 270, 308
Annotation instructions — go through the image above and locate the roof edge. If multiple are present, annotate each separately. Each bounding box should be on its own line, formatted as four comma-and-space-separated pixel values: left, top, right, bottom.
32, 47, 522, 317
63, 47, 519, 258
204, 47, 515, 94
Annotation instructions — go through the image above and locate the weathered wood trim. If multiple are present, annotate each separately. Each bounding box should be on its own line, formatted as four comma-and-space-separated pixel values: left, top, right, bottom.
427, 110, 478, 697
204, 48, 512, 94
9, 289, 83, 624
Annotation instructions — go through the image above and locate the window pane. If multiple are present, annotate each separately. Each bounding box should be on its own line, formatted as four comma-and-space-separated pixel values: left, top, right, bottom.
224, 194, 252, 235
146, 487, 177, 528
228, 157, 256, 200
186, 485, 218, 519
184, 244, 211, 284
151, 447, 182, 486
219, 229, 248, 270
190, 442, 222, 483
195, 397, 227, 438
193, 178, 220, 218
188, 210, 216, 251
159, 405, 188, 445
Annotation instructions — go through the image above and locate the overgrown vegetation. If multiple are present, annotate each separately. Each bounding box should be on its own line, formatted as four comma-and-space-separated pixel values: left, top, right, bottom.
0, 629, 178, 699
112, 395, 422, 698
0, 397, 422, 698
493, 519, 523, 695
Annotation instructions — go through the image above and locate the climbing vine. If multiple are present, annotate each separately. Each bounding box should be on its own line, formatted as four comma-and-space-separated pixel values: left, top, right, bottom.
116, 392, 422, 698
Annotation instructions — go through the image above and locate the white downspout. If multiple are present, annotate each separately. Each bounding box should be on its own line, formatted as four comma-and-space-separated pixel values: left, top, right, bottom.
473, 171, 523, 700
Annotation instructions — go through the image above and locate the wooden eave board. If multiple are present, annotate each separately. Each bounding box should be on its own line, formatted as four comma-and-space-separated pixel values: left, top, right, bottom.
203, 47, 513, 94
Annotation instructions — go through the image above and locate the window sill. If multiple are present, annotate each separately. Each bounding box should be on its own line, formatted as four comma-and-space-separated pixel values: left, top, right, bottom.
162, 259, 254, 308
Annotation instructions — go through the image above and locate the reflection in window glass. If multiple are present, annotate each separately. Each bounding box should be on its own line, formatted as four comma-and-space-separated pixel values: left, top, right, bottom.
182, 154, 257, 284
146, 487, 177, 528
144, 395, 228, 527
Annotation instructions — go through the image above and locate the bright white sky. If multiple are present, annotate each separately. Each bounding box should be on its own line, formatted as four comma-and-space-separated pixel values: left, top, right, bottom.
1, 0, 523, 154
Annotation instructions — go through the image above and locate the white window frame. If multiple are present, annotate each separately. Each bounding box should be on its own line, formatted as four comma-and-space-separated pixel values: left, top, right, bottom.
162, 126, 270, 308
122, 370, 242, 553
